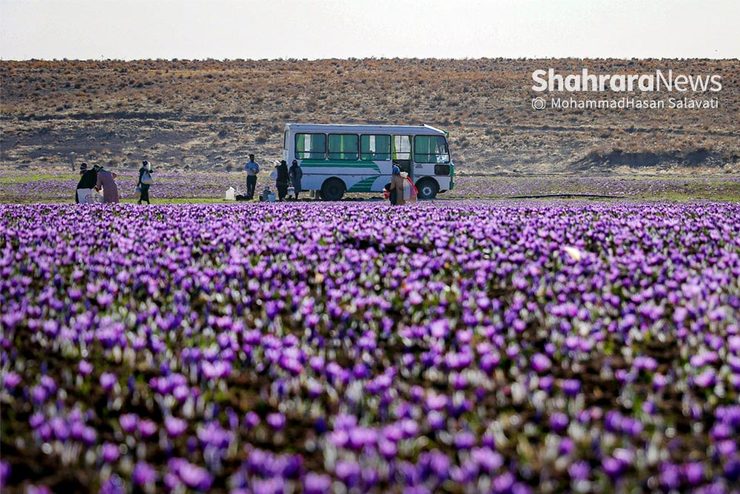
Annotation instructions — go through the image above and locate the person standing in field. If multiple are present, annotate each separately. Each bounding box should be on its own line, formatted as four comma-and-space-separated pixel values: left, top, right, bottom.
276, 160, 289, 201
75, 162, 98, 204
388, 165, 405, 206
95, 167, 120, 203
137, 160, 153, 204
289, 159, 303, 200
244, 154, 260, 200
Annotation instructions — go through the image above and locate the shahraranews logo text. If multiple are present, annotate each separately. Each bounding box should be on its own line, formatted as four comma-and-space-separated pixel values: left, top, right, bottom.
549, 96, 718, 110
532, 68, 722, 93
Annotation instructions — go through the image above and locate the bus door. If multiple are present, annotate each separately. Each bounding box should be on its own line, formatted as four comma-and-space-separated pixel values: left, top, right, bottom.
392, 135, 413, 179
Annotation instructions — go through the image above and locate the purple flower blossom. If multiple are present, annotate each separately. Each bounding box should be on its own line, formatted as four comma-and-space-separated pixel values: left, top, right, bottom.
244, 411, 260, 429
132, 462, 157, 486
168, 458, 213, 490
561, 379, 581, 396
694, 369, 717, 388
0, 461, 10, 488
531, 353, 552, 373
568, 461, 590, 481
454, 431, 476, 450
138, 419, 158, 438
99, 372, 117, 391
78, 360, 93, 376
3, 372, 21, 390
101, 443, 120, 463
119, 414, 138, 434
164, 416, 187, 438
304, 473, 332, 494
266, 413, 286, 431
549, 412, 569, 433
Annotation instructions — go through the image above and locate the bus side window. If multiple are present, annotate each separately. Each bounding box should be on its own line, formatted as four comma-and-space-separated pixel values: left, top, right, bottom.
414, 135, 450, 163
360, 135, 391, 161
295, 133, 327, 160
328, 134, 359, 161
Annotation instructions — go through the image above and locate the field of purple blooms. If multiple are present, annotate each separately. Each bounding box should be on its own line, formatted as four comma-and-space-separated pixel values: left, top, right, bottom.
1, 202, 739, 493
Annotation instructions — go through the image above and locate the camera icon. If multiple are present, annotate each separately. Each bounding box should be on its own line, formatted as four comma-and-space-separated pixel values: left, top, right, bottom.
531, 97, 547, 110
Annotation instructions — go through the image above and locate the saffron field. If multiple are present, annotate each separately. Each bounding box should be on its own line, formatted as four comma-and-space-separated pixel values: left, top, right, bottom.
1, 202, 738, 493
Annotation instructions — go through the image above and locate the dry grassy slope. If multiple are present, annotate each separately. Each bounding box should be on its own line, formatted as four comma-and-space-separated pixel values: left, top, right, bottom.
0, 59, 737, 174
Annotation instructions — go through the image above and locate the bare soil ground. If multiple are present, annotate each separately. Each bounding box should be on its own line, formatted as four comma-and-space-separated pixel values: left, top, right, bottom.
0, 59, 738, 176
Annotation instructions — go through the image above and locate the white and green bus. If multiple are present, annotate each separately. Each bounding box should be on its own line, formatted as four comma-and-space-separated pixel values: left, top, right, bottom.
282, 123, 455, 200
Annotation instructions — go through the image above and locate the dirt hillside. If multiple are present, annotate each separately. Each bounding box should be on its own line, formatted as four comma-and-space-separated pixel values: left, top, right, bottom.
1, 59, 737, 174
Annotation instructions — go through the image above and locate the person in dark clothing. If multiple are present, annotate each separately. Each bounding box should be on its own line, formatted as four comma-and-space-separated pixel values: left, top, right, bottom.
244, 154, 260, 200
276, 160, 290, 201
388, 165, 402, 205
289, 159, 303, 200
137, 160, 153, 204
75, 163, 99, 203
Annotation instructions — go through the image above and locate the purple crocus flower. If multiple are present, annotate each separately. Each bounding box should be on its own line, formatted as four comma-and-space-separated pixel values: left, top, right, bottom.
26, 486, 52, 494
304, 473, 332, 494
244, 411, 260, 429
3, 372, 21, 390
531, 353, 552, 373
266, 412, 286, 430
471, 447, 503, 473
549, 412, 569, 433
132, 462, 157, 486
119, 414, 138, 433
334, 460, 361, 487
164, 416, 187, 438
99, 372, 117, 392
568, 461, 590, 481
99, 474, 125, 494
168, 458, 213, 490
101, 443, 120, 463
492, 472, 515, 493
454, 431, 476, 450
693, 369, 717, 388
178, 463, 212, 490
561, 379, 581, 396
602, 456, 625, 478
660, 463, 681, 489
138, 419, 158, 438
683, 462, 704, 485
78, 360, 93, 376
30, 385, 48, 404
427, 411, 446, 431
0, 460, 10, 488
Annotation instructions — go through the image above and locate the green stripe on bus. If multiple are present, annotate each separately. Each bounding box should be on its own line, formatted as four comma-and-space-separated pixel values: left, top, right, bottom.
300, 160, 381, 173
348, 176, 377, 192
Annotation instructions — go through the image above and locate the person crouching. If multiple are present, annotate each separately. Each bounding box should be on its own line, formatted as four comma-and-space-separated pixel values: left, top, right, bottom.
75, 162, 98, 204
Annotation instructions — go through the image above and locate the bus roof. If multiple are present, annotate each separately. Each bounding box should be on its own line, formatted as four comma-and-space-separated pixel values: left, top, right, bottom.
284, 123, 447, 136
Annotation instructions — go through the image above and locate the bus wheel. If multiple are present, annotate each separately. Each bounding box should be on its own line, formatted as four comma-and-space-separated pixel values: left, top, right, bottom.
321, 178, 346, 201
416, 178, 439, 200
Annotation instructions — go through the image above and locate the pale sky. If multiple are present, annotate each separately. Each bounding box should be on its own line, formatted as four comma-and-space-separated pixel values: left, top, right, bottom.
1, 0, 738, 60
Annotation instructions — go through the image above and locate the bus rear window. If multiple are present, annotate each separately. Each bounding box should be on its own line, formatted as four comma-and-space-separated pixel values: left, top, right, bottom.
414, 135, 450, 163
295, 133, 326, 159
360, 135, 391, 161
